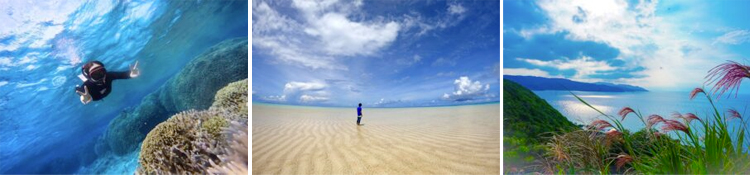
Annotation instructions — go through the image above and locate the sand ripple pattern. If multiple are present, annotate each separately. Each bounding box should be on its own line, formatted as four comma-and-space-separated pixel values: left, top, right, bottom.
252, 104, 500, 174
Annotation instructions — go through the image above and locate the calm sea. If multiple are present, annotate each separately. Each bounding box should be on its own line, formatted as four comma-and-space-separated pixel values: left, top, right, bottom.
533, 90, 750, 132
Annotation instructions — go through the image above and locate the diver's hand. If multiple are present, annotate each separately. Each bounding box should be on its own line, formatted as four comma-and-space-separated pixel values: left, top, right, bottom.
76, 86, 92, 105
129, 60, 140, 78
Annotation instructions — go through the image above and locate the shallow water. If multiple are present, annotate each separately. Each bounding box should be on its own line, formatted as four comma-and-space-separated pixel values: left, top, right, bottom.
0, 0, 247, 173
252, 103, 500, 174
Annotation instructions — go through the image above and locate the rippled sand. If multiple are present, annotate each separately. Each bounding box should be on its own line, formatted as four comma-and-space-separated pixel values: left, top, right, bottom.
252, 103, 500, 174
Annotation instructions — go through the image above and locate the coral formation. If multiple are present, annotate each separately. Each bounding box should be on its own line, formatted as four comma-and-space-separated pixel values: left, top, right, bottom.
138, 109, 230, 174
137, 78, 248, 174
208, 121, 248, 175
106, 38, 247, 155
210, 79, 248, 118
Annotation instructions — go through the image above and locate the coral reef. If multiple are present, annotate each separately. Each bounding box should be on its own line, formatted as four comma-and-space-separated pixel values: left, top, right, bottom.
105, 38, 247, 155
210, 79, 248, 118
137, 78, 248, 174
138, 109, 231, 174
208, 121, 248, 175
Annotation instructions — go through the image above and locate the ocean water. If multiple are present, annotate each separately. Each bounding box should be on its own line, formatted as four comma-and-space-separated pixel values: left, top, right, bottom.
0, 0, 247, 174
534, 90, 750, 133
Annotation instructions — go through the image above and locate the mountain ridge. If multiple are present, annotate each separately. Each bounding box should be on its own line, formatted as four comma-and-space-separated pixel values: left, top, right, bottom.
504, 75, 647, 92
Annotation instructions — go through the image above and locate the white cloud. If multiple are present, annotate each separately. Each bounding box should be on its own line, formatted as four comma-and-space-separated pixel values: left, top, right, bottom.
284, 81, 327, 92
262, 95, 286, 102
304, 13, 400, 56
523, 0, 725, 89
517, 56, 615, 79
503, 68, 558, 78
448, 3, 466, 15
713, 30, 750, 45
397, 54, 422, 66
436, 71, 456, 77
253, 0, 401, 70
0, 81, 8, 87
400, 2, 469, 37
300, 94, 329, 102
432, 57, 456, 66
442, 76, 489, 101
264, 81, 330, 103
373, 98, 402, 106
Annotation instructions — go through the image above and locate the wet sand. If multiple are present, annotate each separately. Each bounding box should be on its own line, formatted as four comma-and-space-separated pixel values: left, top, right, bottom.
252, 103, 500, 174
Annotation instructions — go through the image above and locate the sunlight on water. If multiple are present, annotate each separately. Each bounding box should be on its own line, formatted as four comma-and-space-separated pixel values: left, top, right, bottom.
557, 100, 614, 123
565, 94, 616, 99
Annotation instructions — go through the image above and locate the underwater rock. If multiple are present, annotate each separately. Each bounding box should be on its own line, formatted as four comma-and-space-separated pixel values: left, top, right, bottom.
105, 37, 248, 155
163, 38, 249, 112
94, 135, 110, 156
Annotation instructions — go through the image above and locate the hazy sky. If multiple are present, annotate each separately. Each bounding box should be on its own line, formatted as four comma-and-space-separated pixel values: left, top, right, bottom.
504, 0, 750, 93
252, 0, 500, 107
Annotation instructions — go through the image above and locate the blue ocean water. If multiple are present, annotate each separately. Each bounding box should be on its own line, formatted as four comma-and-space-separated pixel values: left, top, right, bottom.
534, 90, 750, 133
0, 0, 247, 174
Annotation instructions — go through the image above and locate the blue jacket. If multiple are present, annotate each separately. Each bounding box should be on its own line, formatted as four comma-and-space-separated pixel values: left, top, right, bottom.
357, 106, 362, 116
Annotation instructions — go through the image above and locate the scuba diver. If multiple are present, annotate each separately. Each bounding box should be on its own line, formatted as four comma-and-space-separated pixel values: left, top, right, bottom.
74, 60, 140, 104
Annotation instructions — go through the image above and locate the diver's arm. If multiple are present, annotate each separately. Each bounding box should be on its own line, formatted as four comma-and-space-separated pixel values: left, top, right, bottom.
108, 71, 132, 80
108, 61, 140, 80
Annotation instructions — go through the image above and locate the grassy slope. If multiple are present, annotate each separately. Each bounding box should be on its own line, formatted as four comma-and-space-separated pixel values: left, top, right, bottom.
503, 79, 578, 170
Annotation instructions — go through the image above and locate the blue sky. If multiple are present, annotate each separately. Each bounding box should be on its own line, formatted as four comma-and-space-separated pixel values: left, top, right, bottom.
504, 0, 750, 93
252, 0, 500, 107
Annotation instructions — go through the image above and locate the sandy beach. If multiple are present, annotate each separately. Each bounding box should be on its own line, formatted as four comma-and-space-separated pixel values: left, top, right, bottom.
252, 103, 500, 174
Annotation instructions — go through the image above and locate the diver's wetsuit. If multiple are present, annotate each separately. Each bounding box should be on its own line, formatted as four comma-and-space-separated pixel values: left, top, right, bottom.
75, 71, 131, 101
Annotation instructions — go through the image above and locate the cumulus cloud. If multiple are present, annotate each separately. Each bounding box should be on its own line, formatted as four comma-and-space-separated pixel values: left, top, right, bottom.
253, 0, 401, 70
265, 81, 330, 103
284, 81, 326, 92
442, 76, 489, 101
713, 30, 750, 45
303, 13, 400, 56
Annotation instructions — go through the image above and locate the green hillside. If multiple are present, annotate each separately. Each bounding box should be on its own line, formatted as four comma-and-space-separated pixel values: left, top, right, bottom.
504, 79, 577, 139
503, 79, 578, 172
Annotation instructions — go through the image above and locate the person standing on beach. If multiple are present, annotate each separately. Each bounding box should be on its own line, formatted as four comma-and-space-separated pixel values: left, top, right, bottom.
357, 103, 362, 125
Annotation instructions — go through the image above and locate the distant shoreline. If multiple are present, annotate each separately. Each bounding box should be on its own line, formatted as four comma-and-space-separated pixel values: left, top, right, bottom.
251, 101, 500, 109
